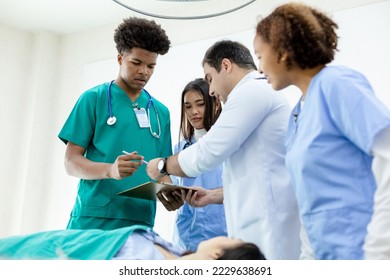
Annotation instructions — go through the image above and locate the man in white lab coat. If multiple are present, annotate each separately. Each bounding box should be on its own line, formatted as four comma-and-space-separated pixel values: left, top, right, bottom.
147, 40, 301, 259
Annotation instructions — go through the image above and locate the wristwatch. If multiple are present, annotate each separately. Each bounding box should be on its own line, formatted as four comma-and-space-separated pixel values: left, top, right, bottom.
157, 158, 169, 176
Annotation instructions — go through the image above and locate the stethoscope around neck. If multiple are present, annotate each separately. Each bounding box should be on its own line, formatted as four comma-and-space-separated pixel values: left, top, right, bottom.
106, 80, 161, 138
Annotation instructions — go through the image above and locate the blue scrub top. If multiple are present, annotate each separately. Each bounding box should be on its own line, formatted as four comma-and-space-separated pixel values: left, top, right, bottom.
285, 65, 390, 259
171, 139, 227, 251
58, 82, 172, 229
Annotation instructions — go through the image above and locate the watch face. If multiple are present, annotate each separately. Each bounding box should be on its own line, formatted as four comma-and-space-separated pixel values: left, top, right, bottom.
158, 159, 164, 171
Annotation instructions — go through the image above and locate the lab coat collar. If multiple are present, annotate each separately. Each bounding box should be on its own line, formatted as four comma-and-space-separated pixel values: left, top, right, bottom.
226, 71, 261, 101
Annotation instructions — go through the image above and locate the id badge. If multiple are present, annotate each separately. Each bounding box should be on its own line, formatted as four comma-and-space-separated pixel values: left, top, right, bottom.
134, 108, 150, 128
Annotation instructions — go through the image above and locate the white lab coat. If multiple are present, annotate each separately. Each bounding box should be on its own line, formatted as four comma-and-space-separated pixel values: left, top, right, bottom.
365, 126, 390, 259
178, 71, 301, 259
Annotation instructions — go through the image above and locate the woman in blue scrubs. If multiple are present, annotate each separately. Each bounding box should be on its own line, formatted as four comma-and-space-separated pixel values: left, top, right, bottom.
254, 3, 390, 259
158, 78, 227, 252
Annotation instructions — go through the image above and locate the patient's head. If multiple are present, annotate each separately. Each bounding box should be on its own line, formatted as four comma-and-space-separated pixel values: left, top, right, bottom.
182, 236, 266, 260
218, 242, 265, 260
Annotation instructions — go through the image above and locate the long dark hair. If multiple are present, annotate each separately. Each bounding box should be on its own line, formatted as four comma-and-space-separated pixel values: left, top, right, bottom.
180, 242, 266, 260
218, 243, 266, 260
178, 78, 222, 147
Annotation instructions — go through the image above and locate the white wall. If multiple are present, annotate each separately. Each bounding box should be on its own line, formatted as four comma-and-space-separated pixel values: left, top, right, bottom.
333, 4, 390, 109
0, 1, 389, 241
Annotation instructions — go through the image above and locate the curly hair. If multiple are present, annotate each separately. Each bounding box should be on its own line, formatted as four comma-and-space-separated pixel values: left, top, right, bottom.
114, 17, 171, 55
256, 3, 338, 70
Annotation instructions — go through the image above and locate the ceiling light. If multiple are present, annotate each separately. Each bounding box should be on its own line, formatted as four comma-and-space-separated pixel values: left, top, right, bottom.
112, 0, 256, 20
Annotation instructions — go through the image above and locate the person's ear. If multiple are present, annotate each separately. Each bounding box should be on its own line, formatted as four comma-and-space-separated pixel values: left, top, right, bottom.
117, 53, 123, 65
214, 100, 221, 112
209, 249, 223, 260
221, 58, 232, 73
280, 52, 288, 62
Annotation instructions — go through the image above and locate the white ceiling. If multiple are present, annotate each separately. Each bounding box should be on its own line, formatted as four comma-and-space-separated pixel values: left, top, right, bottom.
0, 0, 386, 35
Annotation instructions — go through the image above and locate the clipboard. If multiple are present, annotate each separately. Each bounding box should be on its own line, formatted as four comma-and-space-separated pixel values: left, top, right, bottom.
117, 181, 193, 201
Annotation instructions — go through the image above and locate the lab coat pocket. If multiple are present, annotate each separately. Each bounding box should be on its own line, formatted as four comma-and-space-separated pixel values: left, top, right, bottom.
227, 173, 273, 232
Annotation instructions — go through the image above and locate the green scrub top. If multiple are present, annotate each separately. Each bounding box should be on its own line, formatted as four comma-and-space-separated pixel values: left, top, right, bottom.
0, 225, 150, 260
58, 82, 172, 229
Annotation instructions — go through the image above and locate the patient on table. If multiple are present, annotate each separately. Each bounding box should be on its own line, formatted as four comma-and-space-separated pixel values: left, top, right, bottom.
0, 224, 264, 260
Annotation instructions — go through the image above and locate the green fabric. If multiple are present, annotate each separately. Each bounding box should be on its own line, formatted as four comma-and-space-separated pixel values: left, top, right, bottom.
0, 225, 150, 260
66, 216, 150, 230
58, 82, 172, 229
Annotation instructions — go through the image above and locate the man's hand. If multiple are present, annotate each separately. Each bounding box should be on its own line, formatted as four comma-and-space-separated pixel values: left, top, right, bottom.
180, 186, 211, 207
156, 190, 184, 211
146, 158, 163, 180
110, 151, 143, 180
181, 186, 224, 207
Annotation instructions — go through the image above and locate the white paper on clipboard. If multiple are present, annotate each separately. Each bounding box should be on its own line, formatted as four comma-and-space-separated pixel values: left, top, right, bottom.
117, 181, 194, 201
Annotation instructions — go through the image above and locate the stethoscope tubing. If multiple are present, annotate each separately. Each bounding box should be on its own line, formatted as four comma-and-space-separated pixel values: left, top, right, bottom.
106, 80, 161, 138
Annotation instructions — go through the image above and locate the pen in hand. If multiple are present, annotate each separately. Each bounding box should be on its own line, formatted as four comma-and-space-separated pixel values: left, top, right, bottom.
122, 150, 149, 165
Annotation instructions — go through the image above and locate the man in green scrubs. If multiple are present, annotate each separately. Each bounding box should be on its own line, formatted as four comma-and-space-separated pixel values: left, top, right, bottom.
58, 17, 172, 230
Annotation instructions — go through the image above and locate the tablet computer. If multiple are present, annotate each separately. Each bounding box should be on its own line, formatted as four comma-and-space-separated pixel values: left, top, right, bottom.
117, 181, 193, 201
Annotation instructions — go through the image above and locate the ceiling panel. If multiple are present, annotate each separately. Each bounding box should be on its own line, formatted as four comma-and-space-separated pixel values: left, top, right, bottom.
0, 0, 385, 34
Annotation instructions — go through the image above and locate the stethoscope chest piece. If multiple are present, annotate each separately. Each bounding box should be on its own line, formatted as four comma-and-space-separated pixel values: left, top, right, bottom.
106, 80, 160, 137
107, 116, 117, 125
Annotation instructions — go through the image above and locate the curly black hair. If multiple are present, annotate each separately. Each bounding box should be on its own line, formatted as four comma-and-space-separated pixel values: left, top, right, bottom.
256, 3, 338, 70
114, 17, 171, 55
